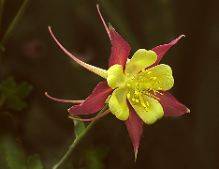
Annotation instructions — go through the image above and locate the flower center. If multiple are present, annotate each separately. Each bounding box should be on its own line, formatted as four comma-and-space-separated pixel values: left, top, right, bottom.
125, 70, 161, 110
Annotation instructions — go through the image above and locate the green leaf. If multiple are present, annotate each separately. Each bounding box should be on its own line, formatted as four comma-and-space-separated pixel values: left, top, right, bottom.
27, 154, 43, 169
17, 82, 33, 98
0, 77, 32, 111
73, 118, 86, 137
0, 136, 44, 169
6, 96, 27, 111
1, 77, 16, 88
0, 135, 27, 169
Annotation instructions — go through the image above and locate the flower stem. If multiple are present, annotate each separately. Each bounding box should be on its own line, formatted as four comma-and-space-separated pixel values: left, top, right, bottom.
0, 0, 30, 46
51, 114, 100, 169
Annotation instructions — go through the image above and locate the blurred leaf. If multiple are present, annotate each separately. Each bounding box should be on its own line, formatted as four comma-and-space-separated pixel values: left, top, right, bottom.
0, 77, 32, 111
6, 96, 27, 111
1, 77, 16, 88
0, 135, 44, 169
84, 146, 108, 169
0, 135, 27, 169
73, 118, 86, 138
17, 82, 33, 98
27, 154, 43, 169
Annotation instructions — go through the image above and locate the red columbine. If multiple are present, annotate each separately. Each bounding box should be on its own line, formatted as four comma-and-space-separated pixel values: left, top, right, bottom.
46, 5, 190, 160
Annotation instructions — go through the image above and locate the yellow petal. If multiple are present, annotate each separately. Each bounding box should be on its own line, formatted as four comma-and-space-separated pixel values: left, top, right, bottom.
125, 49, 157, 75
129, 95, 164, 125
108, 88, 129, 120
107, 64, 126, 89
144, 64, 174, 91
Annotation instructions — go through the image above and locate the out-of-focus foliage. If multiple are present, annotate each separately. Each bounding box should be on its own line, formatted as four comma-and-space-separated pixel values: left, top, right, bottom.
0, 135, 44, 169
0, 135, 26, 169
26, 155, 44, 169
84, 146, 108, 169
0, 77, 32, 111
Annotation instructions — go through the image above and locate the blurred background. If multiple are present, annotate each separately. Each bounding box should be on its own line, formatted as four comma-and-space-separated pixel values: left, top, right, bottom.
0, 0, 218, 169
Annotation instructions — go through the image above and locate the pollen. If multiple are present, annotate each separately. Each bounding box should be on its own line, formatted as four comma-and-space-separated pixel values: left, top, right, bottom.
150, 76, 157, 80
125, 65, 167, 111
146, 71, 151, 75
134, 91, 140, 95
127, 93, 131, 99
127, 83, 131, 87
146, 101, 150, 107
141, 102, 146, 108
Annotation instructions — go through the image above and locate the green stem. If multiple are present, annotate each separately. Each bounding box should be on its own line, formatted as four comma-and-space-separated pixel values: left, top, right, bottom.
51, 116, 99, 169
0, 0, 30, 46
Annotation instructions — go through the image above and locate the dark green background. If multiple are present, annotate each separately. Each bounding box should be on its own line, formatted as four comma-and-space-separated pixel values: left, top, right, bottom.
0, 0, 218, 169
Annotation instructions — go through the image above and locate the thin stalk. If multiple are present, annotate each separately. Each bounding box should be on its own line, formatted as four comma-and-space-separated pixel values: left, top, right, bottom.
0, 0, 30, 45
51, 107, 107, 169
52, 121, 95, 169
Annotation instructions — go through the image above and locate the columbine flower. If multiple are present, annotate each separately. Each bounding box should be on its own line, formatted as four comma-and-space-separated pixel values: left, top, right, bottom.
46, 5, 190, 159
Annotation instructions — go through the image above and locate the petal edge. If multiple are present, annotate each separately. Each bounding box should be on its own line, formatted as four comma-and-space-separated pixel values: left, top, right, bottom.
108, 27, 131, 67
152, 35, 185, 65
68, 82, 112, 115
156, 91, 190, 117
125, 104, 143, 160
96, 6, 131, 67
108, 88, 129, 120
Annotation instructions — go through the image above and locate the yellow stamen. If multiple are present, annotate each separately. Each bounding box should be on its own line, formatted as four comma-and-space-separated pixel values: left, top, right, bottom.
139, 95, 146, 108
147, 71, 151, 75
127, 93, 131, 99
146, 101, 150, 107
134, 91, 140, 95
150, 77, 157, 80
